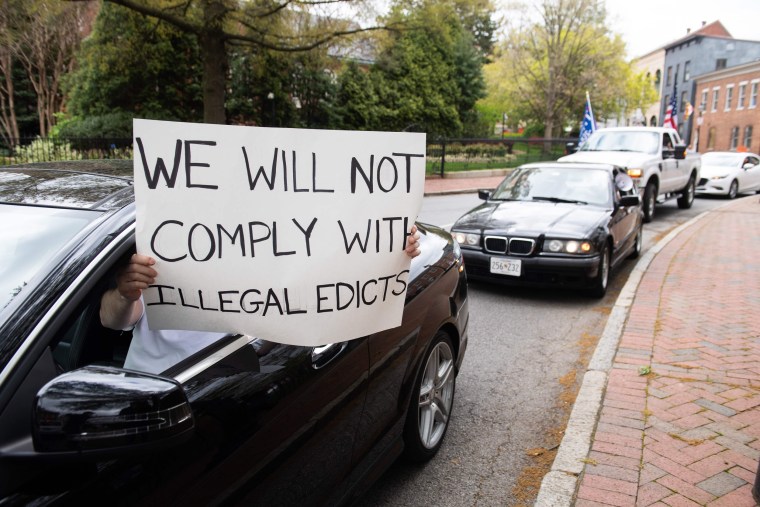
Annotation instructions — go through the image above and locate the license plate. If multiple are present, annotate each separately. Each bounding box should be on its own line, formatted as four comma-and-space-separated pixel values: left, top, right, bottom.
490, 257, 521, 277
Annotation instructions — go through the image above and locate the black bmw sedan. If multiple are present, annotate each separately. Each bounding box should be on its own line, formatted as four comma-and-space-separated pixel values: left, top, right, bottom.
0, 160, 468, 506
451, 161, 643, 297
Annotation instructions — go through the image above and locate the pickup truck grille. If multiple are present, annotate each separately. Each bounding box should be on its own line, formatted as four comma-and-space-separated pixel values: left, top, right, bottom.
484, 236, 536, 256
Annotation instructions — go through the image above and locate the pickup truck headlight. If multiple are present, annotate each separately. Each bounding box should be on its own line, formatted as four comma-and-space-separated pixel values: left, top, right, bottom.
452, 231, 481, 248
543, 239, 594, 254
627, 168, 644, 178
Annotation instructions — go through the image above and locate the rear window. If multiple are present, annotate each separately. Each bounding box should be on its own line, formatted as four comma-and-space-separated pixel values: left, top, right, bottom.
0, 204, 101, 309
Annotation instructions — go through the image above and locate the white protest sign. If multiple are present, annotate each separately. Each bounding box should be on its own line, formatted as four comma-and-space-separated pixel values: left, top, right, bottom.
133, 119, 425, 347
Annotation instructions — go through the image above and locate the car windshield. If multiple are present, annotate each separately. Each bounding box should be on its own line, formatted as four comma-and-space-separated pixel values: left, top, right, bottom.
0, 204, 101, 309
491, 167, 610, 206
701, 153, 743, 167
579, 131, 659, 155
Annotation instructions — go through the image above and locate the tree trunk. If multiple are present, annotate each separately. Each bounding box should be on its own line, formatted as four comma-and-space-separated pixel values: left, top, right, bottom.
199, 31, 227, 124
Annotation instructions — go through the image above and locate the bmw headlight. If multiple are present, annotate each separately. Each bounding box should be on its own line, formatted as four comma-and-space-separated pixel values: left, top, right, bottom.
452, 231, 481, 248
543, 239, 594, 254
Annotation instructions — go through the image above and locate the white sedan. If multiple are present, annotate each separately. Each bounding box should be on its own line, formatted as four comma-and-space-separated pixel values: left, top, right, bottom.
696, 152, 760, 199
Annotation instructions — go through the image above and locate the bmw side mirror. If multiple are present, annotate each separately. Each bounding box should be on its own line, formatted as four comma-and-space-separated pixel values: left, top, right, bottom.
619, 195, 641, 207
32, 365, 194, 459
478, 189, 492, 201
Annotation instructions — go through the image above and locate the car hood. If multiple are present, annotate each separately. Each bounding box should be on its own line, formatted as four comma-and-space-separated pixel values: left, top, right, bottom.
453, 200, 608, 237
559, 150, 653, 168
699, 164, 737, 178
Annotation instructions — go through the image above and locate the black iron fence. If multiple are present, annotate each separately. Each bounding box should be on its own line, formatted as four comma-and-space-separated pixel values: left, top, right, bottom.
426, 137, 576, 176
1, 136, 575, 174
0, 137, 133, 165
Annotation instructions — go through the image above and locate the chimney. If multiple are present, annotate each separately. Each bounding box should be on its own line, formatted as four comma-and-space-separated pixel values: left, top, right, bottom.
702, 21, 706, 26
687, 28, 691, 34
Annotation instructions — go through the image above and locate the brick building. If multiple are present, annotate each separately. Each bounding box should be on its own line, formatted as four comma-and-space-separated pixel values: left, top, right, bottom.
691, 60, 760, 152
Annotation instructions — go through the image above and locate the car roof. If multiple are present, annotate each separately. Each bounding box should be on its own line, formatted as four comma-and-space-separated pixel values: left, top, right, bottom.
519, 161, 622, 173
0, 160, 134, 211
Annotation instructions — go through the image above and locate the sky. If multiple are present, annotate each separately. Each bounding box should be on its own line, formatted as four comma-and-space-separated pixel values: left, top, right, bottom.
603, 0, 760, 58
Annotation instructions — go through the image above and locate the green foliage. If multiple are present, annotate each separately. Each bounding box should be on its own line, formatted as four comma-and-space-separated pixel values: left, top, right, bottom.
335, 0, 492, 137
53, 111, 136, 139
62, 3, 203, 135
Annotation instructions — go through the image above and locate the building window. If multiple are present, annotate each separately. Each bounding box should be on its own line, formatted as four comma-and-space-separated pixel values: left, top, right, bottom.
744, 126, 753, 149
751, 81, 759, 108
650, 115, 657, 126
711, 88, 720, 112
666, 66, 672, 86
725, 85, 734, 111
681, 91, 688, 114
716, 58, 727, 70
707, 127, 716, 150
738, 83, 747, 109
684, 61, 690, 81
655, 70, 661, 90
700, 89, 708, 112
730, 126, 740, 150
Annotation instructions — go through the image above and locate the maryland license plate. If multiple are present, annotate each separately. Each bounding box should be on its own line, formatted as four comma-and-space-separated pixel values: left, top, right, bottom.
490, 257, 521, 277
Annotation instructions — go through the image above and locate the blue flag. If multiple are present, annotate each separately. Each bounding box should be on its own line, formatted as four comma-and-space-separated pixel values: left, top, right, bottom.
579, 92, 596, 145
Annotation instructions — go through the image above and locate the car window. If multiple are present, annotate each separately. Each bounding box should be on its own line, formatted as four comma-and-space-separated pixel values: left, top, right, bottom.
0, 204, 101, 309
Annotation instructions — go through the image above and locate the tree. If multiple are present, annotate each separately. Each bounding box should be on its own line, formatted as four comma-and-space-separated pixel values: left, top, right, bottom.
485, 0, 630, 138
337, 0, 491, 137
1, 0, 95, 138
96, 0, 392, 124
61, 2, 203, 138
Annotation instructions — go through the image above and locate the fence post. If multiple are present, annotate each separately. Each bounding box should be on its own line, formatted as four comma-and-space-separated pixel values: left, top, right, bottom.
440, 139, 446, 178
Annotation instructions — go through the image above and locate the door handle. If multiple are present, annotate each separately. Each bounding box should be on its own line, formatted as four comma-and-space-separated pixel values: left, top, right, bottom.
311, 342, 348, 370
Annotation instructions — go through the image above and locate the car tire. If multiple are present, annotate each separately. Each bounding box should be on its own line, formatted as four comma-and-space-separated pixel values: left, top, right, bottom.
589, 243, 610, 298
677, 174, 696, 209
628, 223, 643, 259
643, 181, 657, 223
403, 331, 456, 463
728, 180, 739, 199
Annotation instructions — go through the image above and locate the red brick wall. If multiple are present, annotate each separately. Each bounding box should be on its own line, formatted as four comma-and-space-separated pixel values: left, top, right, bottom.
692, 64, 760, 153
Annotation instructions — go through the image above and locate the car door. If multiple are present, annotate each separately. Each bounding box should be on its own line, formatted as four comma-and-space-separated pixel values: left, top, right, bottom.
660, 132, 680, 192
0, 234, 369, 507
609, 171, 639, 261
742, 155, 760, 191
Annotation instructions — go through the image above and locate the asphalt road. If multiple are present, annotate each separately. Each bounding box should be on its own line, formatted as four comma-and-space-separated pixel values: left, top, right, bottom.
360, 193, 729, 506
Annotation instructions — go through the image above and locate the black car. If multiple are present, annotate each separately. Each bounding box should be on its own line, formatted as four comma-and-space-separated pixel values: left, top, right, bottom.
451, 161, 643, 297
0, 160, 468, 506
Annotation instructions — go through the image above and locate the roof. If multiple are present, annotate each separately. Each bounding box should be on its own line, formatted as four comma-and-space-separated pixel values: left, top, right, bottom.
664, 20, 733, 51
0, 160, 133, 210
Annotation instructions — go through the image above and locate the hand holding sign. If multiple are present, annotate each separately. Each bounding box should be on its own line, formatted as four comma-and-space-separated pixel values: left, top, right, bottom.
132, 119, 425, 347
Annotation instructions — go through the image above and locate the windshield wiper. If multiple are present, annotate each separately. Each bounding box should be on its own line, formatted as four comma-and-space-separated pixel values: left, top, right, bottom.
532, 196, 587, 204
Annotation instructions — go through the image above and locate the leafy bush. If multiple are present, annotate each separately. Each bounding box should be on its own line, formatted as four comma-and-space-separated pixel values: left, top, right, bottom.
53, 112, 135, 139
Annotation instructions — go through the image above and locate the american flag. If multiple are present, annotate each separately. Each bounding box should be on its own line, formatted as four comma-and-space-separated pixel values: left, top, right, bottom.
663, 81, 678, 129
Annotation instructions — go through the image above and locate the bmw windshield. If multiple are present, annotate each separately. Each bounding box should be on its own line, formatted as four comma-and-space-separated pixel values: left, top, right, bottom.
0, 204, 101, 309
490, 166, 612, 207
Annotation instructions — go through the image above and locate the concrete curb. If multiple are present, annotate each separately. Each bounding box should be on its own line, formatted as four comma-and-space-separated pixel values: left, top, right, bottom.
533, 202, 730, 506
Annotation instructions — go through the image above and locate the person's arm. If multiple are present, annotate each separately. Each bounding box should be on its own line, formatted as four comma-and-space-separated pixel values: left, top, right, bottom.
405, 224, 421, 258
100, 254, 157, 330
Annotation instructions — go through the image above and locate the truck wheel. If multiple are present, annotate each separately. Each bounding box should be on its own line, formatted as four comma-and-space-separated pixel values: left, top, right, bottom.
677, 175, 696, 209
643, 182, 657, 223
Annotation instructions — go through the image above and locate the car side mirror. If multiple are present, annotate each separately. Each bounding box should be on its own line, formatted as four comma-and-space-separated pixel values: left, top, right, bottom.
619, 195, 641, 207
565, 142, 578, 154
478, 189, 492, 201
743, 162, 754, 170
674, 144, 686, 160
32, 365, 194, 459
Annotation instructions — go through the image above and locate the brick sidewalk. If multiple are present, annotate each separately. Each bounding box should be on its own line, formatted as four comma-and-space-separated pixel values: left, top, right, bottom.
575, 196, 760, 506
423, 174, 505, 195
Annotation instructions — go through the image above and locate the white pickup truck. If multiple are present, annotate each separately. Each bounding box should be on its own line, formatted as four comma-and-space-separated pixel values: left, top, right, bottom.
559, 127, 701, 222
